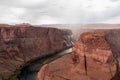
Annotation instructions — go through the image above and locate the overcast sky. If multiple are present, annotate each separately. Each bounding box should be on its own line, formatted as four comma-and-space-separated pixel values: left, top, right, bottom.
0, 0, 120, 24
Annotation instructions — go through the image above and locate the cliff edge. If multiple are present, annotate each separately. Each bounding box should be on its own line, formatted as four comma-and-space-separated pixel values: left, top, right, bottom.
0, 24, 73, 80
38, 31, 119, 80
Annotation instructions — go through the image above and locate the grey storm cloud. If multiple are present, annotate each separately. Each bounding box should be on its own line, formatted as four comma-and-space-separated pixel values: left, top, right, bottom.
0, 0, 120, 24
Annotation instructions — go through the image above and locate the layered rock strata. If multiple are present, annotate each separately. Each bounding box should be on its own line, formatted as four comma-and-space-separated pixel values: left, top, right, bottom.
38, 32, 119, 80
0, 24, 73, 80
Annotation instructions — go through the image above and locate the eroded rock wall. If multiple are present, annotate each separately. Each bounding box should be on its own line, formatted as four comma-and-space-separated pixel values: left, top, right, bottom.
72, 32, 119, 80
105, 30, 120, 57
38, 31, 119, 80
0, 24, 73, 80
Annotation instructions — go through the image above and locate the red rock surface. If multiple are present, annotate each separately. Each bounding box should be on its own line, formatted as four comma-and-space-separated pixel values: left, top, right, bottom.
92, 29, 120, 57
0, 24, 73, 80
38, 31, 119, 80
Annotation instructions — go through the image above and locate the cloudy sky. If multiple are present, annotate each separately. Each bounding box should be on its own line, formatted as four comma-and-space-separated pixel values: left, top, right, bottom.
0, 0, 120, 24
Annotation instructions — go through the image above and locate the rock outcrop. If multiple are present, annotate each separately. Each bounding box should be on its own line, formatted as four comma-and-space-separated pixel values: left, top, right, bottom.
72, 32, 119, 80
38, 31, 119, 80
0, 24, 73, 80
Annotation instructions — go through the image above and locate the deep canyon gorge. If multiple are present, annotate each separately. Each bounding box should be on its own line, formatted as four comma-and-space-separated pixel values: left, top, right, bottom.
0, 24, 120, 80
0, 24, 73, 80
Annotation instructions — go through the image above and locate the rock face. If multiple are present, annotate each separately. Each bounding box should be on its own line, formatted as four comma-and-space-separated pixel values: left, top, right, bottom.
38, 31, 119, 80
105, 30, 120, 57
72, 32, 119, 80
0, 24, 73, 80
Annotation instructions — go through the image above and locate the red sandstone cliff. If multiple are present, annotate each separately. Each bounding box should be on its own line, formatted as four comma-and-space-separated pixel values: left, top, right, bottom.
0, 24, 73, 80
38, 31, 119, 80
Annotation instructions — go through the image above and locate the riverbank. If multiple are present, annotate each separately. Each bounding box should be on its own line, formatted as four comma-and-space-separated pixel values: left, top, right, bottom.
6, 48, 72, 80
0, 25, 73, 80
37, 31, 120, 80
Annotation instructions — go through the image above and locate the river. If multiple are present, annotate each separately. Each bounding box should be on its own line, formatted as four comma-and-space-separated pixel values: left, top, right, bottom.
18, 48, 120, 80
18, 48, 72, 80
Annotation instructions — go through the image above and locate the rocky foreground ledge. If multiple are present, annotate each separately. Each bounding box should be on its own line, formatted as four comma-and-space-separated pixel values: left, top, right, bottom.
37, 31, 119, 80
0, 24, 73, 80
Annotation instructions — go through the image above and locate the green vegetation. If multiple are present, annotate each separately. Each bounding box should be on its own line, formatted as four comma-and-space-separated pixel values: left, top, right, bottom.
6, 75, 18, 80
4, 70, 20, 80
3, 53, 60, 80
42, 58, 52, 64
4, 58, 53, 80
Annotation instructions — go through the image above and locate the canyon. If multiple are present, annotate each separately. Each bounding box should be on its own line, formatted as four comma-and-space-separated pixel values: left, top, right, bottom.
0, 24, 120, 80
0, 24, 73, 80
38, 30, 120, 80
